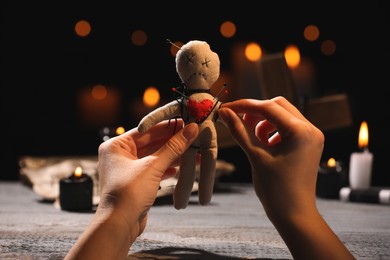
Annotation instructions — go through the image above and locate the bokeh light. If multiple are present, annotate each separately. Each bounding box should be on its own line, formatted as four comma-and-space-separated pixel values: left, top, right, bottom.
115, 126, 125, 135
220, 21, 236, 38
131, 30, 148, 46
91, 84, 107, 100
304, 24, 320, 42
321, 39, 336, 56
169, 40, 183, 57
244, 42, 262, 62
143, 86, 160, 107
284, 44, 300, 69
75, 20, 91, 37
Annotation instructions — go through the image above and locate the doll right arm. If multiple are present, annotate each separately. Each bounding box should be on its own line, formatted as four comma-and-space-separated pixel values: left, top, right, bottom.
137, 100, 182, 133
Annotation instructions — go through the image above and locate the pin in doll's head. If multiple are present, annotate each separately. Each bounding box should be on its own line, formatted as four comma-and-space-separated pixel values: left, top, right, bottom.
175, 40, 220, 91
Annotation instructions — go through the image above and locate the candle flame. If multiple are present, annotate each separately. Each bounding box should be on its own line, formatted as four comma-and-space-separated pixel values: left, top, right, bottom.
358, 121, 369, 149
327, 158, 336, 167
74, 166, 83, 177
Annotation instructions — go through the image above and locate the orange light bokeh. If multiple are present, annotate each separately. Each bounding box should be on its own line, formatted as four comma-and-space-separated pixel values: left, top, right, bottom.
244, 42, 262, 62
75, 20, 91, 37
284, 44, 300, 69
169, 41, 183, 57
304, 24, 320, 41
78, 85, 121, 126
327, 158, 336, 167
220, 21, 236, 38
91, 84, 107, 100
321, 40, 337, 56
115, 126, 125, 135
131, 30, 148, 46
143, 86, 160, 107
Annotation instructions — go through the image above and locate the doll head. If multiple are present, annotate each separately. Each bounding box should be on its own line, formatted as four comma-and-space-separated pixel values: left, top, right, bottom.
175, 40, 220, 90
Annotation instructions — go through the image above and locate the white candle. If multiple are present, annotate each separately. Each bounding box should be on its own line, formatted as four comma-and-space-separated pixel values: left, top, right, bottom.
349, 121, 374, 189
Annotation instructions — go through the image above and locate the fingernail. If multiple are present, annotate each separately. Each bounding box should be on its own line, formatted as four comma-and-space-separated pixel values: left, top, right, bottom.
183, 123, 198, 140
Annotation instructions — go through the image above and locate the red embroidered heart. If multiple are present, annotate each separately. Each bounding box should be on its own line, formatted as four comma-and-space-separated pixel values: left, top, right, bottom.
186, 99, 213, 123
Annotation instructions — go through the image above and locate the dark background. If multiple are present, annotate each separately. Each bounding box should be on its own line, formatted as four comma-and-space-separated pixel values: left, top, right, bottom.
1, 2, 389, 185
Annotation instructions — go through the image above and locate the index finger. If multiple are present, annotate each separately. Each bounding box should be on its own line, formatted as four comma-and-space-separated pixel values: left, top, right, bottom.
223, 97, 307, 121
127, 119, 185, 149
222, 98, 301, 136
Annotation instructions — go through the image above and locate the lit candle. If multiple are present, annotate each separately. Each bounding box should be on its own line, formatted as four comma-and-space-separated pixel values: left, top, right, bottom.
59, 166, 93, 212
349, 121, 374, 189
316, 157, 345, 199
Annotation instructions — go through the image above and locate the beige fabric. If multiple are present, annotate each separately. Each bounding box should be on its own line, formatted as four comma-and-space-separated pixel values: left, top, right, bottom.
18, 156, 235, 207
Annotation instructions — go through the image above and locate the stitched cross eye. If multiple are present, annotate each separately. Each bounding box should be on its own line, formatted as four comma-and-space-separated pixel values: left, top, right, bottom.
202, 58, 210, 67
185, 53, 195, 64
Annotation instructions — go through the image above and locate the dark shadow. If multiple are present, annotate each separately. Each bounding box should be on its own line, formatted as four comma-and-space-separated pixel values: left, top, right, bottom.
153, 196, 220, 207
127, 246, 287, 259
56, 206, 96, 213
36, 198, 56, 204
153, 183, 248, 206
153, 195, 174, 206
36, 198, 97, 213
213, 183, 250, 194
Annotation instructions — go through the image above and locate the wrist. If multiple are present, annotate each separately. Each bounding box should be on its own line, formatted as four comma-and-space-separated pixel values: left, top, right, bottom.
269, 207, 354, 260
65, 203, 139, 259
94, 197, 141, 244
259, 188, 318, 227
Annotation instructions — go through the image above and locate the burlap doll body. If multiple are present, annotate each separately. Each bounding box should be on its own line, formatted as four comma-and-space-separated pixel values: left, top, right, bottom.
138, 40, 222, 209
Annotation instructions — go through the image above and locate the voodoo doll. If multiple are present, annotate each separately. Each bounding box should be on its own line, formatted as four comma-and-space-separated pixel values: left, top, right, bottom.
137, 40, 223, 209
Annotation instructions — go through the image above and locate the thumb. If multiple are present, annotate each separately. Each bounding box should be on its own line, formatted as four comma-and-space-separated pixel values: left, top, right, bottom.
152, 123, 199, 171
218, 108, 254, 152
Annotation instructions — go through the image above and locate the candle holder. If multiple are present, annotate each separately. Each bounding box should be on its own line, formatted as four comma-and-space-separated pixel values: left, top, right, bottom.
59, 167, 93, 212
316, 159, 346, 199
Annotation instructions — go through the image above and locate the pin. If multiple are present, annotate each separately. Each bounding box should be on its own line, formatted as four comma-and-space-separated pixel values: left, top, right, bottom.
171, 87, 190, 99
166, 39, 181, 50
215, 83, 228, 100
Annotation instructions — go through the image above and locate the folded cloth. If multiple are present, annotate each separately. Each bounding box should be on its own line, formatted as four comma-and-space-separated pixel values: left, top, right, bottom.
19, 155, 99, 202
19, 156, 235, 207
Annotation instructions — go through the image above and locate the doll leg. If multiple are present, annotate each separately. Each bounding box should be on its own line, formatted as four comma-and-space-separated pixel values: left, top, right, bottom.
173, 147, 198, 209
198, 146, 217, 205
197, 124, 218, 205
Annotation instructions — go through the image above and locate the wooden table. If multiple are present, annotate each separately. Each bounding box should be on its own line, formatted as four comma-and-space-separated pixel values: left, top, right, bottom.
1, 181, 389, 259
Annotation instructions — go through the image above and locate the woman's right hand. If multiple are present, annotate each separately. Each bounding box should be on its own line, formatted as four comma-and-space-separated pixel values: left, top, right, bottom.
219, 97, 324, 219
218, 97, 355, 260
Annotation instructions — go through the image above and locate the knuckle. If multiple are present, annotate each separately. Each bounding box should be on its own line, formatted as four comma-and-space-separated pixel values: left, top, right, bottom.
165, 136, 186, 156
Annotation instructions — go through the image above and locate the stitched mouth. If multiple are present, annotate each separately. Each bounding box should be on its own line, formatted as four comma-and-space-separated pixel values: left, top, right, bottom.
185, 72, 207, 83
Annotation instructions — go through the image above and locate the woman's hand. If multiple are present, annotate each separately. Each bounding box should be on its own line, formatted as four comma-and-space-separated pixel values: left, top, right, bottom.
218, 97, 354, 260
65, 120, 199, 260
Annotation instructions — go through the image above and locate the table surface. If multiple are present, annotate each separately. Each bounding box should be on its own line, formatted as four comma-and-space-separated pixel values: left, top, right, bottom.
1, 181, 390, 260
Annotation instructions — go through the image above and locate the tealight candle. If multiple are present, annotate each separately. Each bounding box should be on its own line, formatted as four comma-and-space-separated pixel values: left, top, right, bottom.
316, 157, 345, 199
349, 121, 374, 189
59, 166, 93, 212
